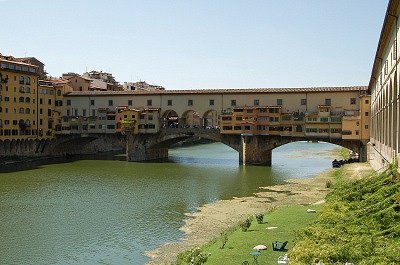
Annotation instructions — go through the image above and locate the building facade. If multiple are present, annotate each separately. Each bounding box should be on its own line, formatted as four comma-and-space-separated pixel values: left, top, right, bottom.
0, 56, 40, 140
61, 87, 369, 143
369, 0, 400, 170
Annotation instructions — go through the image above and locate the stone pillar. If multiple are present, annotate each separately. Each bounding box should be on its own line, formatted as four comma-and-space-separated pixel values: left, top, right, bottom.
126, 133, 169, 162
358, 144, 367, 162
239, 135, 273, 166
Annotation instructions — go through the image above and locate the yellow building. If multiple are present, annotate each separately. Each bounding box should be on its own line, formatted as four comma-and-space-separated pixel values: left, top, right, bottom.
36, 79, 73, 138
115, 107, 141, 134
0, 56, 39, 140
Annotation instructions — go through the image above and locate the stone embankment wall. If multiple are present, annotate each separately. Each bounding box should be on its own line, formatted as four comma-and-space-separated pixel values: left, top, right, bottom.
0, 134, 125, 160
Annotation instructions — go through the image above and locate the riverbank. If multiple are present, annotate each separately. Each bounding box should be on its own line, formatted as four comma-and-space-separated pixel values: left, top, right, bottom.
146, 161, 367, 264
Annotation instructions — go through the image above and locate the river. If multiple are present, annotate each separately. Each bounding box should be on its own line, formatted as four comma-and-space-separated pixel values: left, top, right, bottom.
0, 141, 338, 265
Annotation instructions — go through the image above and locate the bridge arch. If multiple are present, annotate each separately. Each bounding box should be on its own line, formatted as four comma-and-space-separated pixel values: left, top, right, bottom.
161, 109, 179, 128
181, 110, 201, 128
202, 109, 218, 128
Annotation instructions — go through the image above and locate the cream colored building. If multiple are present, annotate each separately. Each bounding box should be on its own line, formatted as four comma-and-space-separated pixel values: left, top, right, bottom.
369, 0, 400, 170
62, 87, 369, 142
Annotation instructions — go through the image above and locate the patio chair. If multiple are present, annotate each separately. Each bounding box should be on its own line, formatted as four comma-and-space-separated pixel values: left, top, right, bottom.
272, 241, 288, 251
277, 253, 289, 264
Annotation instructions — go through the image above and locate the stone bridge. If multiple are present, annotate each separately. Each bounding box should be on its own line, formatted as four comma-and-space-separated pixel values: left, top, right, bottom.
4, 129, 366, 166
123, 128, 367, 166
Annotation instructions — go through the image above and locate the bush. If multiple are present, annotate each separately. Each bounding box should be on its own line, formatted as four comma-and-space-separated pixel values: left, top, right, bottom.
176, 247, 209, 265
255, 213, 264, 224
220, 231, 228, 249
325, 180, 332, 188
240, 217, 253, 232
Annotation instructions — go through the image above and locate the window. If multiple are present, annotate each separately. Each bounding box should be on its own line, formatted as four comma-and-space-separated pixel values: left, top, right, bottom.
209, 99, 214, 106
90, 99, 95, 106
365, 99, 369, 104
57, 90, 61, 96
92, 109, 96, 116
39, 109, 43, 115
128, 100, 132, 106
82, 109, 86, 117
365, 111, 369, 116
25, 87, 30, 93
19, 108, 24, 114
67, 99, 71, 106
39, 98, 43, 104
384, 60, 388, 75
277, 99, 283, 106
19, 97, 24, 103
365, 125, 369, 129
108, 100, 113, 106
26, 108, 30, 114
254, 99, 259, 106
19, 76, 24, 84
188, 99, 193, 106
66, 109, 70, 116
148, 115, 153, 121
147, 99, 152, 106
48, 99, 52, 105
325, 98, 331, 106
48, 109, 52, 117
74, 109, 78, 116
167, 99, 172, 106
350, 98, 356, 105
301, 99, 307, 105
26, 77, 30, 85
231, 100, 236, 107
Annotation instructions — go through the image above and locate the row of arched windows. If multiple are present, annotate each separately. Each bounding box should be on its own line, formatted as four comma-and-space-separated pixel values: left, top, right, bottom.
18, 97, 31, 103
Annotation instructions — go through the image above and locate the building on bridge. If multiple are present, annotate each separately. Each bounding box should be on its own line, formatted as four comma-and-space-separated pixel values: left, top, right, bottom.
368, 0, 400, 171
61, 86, 370, 141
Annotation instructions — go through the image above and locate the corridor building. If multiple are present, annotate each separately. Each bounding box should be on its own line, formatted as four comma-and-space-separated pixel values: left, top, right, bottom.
369, 0, 400, 170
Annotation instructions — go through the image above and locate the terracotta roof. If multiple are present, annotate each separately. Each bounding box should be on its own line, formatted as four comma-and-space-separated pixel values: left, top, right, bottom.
0, 57, 38, 68
65, 86, 367, 96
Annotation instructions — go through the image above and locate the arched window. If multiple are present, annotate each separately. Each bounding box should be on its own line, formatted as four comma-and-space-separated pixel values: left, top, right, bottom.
19, 86, 24, 93
19, 96, 24, 103
25, 119, 30, 126
19, 108, 24, 114
25, 97, 30, 103
19, 76, 24, 84
57, 89, 61, 96
25, 108, 30, 114
0, 107, 2, 113
0, 119, 2, 127
26, 77, 30, 85
25, 87, 30, 93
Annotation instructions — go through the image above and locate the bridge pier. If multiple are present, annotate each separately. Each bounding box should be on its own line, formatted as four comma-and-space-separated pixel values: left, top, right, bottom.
239, 135, 273, 166
126, 133, 169, 162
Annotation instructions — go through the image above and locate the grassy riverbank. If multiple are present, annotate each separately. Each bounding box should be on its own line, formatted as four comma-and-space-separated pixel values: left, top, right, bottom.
175, 162, 399, 265
199, 204, 323, 265
290, 163, 400, 264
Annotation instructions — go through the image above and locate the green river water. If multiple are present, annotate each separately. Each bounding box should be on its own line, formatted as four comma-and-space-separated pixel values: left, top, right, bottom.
0, 142, 338, 265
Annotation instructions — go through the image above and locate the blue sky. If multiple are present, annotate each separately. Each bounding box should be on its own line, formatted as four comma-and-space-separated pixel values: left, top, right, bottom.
0, 0, 388, 89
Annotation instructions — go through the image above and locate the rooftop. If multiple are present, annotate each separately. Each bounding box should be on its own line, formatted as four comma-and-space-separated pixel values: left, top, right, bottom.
65, 86, 368, 96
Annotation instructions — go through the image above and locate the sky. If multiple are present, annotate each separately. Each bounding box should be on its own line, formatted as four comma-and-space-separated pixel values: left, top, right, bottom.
0, 0, 389, 89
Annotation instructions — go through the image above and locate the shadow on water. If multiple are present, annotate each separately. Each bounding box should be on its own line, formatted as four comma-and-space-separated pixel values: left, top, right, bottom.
0, 151, 127, 173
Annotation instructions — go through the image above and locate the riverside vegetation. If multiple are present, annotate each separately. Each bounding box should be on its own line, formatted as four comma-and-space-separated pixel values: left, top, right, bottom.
175, 162, 399, 265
